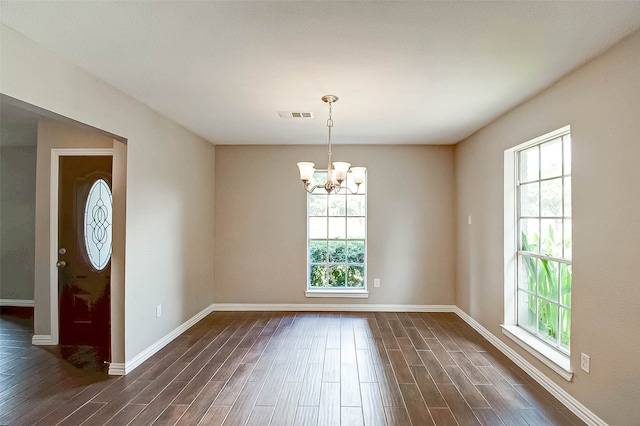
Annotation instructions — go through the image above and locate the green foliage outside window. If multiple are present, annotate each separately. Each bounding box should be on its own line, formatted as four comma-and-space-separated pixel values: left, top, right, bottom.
310, 240, 365, 287
520, 231, 571, 351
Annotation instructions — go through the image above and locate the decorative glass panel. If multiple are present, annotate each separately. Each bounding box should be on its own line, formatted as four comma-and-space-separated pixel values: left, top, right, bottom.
84, 178, 112, 271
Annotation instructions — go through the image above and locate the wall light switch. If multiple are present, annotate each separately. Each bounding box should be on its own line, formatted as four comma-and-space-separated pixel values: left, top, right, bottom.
468, 215, 472, 225
581, 353, 590, 373
156, 304, 162, 318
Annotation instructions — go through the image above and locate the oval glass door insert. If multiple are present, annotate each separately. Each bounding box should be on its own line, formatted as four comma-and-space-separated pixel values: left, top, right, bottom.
84, 178, 113, 270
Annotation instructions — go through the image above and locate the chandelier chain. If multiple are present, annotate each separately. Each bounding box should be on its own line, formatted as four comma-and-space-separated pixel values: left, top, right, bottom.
327, 99, 334, 179
296, 94, 365, 195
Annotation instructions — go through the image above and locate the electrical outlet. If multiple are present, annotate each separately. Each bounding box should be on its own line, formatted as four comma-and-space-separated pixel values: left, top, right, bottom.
581, 353, 590, 373
156, 304, 162, 318
374, 278, 380, 288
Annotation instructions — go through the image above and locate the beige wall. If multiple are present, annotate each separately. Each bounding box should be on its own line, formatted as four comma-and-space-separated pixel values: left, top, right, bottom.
215, 144, 456, 305
2, 24, 216, 364
0, 145, 37, 300
455, 30, 640, 425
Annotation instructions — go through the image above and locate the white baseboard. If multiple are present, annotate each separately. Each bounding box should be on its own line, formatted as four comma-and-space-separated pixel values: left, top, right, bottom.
211, 303, 457, 312
109, 303, 216, 376
32, 335, 54, 345
0, 299, 35, 307
107, 363, 126, 376
453, 307, 606, 426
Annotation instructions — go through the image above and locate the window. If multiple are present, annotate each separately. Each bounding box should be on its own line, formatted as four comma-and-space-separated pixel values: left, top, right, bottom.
305, 170, 367, 296
84, 178, 113, 271
504, 126, 572, 378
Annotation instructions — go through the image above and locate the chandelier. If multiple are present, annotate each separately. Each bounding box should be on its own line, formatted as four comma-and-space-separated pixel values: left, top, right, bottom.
297, 95, 366, 194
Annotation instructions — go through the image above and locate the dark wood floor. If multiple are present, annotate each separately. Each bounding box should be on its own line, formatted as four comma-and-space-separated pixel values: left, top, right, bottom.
0, 310, 586, 425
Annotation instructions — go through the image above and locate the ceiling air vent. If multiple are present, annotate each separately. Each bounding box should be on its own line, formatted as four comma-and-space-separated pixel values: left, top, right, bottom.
278, 111, 314, 119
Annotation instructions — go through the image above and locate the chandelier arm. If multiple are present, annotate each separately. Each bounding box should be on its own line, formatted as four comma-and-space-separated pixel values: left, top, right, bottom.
303, 182, 363, 195
333, 183, 363, 195
302, 182, 318, 194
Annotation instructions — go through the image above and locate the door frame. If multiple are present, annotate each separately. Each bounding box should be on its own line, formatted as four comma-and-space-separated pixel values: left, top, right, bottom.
49, 148, 114, 345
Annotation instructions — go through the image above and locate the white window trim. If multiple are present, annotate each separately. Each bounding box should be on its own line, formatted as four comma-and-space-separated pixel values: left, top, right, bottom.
305, 170, 367, 296
305, 289, 369, 298
501, 325, 572, 380
503, 125, 573, 381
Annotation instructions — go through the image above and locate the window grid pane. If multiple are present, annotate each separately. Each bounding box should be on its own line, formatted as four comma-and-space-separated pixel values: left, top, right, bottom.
307, 170, 366, 289
516, 130, 571, 354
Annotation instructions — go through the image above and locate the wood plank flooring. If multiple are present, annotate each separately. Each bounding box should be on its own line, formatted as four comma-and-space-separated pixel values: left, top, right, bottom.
0, 311, 586, 425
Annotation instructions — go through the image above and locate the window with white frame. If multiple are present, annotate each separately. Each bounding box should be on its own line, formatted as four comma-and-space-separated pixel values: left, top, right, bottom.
306, 170, 366, 291
507, 126, 572, 364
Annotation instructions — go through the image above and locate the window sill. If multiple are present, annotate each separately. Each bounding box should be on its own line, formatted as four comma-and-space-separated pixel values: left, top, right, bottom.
501, 325, 573, 381
305, 289, 369, 298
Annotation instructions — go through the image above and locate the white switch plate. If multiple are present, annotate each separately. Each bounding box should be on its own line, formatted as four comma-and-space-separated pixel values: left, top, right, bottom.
156, 304, 162, 318
373, 278, 380, 288
581, 353, 590, 373
468, 215, 472, 225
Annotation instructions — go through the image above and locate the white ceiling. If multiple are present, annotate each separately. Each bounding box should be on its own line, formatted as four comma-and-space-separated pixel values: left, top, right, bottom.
2, 1, 640, 146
